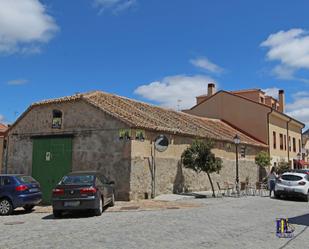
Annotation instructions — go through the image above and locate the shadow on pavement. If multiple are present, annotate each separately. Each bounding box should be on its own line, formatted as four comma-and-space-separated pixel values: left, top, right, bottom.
11, 210, 34, 216
42, 206, 109, 220
289, 213, 309, 226
179, 193, 207, 198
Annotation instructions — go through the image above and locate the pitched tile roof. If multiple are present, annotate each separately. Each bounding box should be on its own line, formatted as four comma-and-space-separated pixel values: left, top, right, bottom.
26, 91, 266, 147
0, 123, 7, 136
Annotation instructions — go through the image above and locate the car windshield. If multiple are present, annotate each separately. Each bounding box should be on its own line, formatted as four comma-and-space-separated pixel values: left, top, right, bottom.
281, 175, 303, 181
61, 175, 94, 185
16, 176, 37, 184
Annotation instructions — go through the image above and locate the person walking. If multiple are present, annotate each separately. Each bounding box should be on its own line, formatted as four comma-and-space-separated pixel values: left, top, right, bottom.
268, 166, 278, 197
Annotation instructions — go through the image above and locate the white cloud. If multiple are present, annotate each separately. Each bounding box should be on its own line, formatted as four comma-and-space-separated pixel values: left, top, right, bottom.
0, 0, 58, 54
0, 114, 6, 124
94, 0, 137, 14
190, 57, 223, 74
262, 87, 280, 99
134, 75, 215, 110
261, 29, 309, 80
7, 79, 28, 85
286, 91, 309, 127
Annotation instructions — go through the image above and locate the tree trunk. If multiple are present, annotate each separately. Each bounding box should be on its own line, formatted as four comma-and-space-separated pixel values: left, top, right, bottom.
206, 172, 216, 197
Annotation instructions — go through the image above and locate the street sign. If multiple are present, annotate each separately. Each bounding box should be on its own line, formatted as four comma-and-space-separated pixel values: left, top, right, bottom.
154, 135, 169, 152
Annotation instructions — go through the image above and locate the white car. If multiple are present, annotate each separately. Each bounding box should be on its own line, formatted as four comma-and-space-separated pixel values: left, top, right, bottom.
275, 172, 309, 201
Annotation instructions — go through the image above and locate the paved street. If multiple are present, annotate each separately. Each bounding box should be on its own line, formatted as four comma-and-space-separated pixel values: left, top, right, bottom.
1, 197, 309, 249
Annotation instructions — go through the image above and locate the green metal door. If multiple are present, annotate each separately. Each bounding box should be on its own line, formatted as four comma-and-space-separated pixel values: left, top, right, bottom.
32, 137, 72, 204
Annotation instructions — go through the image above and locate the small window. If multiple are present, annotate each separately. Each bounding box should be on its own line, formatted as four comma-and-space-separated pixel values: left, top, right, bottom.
52, 110, 62, 129
299, 139, 301, 153
284, 135, 287, 151
279, 134, 283, 150
289, 136, 291, 152
273, 131, 276, 149
260, 97, 264, 103
293, 137, 296, 152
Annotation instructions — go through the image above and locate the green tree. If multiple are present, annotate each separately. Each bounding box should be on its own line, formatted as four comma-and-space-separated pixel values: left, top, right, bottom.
181, 139, 223, 197
277, 160, 290, 175
255, 151, 272, 181
255, 151, 272, 168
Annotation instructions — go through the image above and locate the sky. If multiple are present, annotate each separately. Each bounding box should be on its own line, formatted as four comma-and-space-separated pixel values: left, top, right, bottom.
1, 0, 309, 127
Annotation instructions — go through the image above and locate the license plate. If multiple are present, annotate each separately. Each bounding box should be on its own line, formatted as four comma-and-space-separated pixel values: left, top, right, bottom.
64, 201, 80, 207
284, 188, 294, 192
29, 188, 39, 192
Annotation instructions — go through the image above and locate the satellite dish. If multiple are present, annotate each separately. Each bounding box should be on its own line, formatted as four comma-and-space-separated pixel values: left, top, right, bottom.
154, 135, 169, 152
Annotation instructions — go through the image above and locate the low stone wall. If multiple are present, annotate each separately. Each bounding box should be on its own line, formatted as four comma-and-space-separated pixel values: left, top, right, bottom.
130, 156, 259, 199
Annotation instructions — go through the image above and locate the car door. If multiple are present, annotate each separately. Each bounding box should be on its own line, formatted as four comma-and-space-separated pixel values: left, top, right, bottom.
95, 177, 108, 206
98, 175, 113, 204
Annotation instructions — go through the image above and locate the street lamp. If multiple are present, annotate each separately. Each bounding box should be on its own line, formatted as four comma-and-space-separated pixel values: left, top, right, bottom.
297, 152, 301, 169
233, 134, 240, 196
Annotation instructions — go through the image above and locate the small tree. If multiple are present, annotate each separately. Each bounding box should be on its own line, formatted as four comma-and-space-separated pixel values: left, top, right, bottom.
181, 139, 223, 197
255, 151, 271, 181
277, 160, 290, 175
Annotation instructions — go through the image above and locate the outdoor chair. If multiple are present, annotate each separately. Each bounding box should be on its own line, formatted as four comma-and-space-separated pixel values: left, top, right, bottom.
240, 182, 247, 196
223, 181, 234, 196
216, 182, 226, 197
255, 182, 268, 196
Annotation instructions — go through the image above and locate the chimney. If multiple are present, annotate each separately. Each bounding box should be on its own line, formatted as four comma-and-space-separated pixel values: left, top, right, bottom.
278, 89, 285, 113
208, 83, 215, 97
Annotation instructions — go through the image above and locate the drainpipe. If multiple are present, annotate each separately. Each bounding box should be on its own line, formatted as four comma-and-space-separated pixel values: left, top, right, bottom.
287, 118, 292, 165
267, 109, 273, 160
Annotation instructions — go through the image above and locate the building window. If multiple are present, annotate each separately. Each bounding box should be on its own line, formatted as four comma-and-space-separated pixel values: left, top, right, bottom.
273, 131, 276, 149
280, 134, 283, 150
293, 137, 296, 152
289, 136, 291, 152
52, 110, 62, 129
284, 135, 287, 151
272, 103, 276, 109
299, 139, 301, 153
260, 97, 264, 103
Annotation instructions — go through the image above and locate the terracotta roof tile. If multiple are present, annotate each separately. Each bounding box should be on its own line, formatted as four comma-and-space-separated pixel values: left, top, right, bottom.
30, 91, 266, 147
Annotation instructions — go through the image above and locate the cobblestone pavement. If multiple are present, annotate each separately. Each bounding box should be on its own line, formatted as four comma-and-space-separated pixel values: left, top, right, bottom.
1, 196, 309, 249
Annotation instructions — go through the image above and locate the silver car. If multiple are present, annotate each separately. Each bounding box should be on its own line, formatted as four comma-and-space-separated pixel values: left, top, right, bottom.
275, 172, 309, 201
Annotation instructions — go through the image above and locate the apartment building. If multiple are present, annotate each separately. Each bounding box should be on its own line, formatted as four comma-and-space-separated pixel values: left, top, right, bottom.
184, 84, 305, 168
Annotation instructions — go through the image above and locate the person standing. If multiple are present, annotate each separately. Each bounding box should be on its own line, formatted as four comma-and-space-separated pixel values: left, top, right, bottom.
268, 166, 278, 197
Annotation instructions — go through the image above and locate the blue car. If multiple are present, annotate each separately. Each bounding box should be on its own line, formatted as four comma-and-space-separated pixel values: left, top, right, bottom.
0, 175, 42, 215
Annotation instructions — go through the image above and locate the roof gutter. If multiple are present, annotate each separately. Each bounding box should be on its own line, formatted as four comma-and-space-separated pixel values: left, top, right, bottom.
267, 108, 273, 159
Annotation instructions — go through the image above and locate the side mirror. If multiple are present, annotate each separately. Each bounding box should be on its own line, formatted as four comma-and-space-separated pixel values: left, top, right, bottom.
109, 180, 115, 185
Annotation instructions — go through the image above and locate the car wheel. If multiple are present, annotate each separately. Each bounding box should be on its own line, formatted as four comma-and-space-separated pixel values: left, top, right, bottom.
274, 191, 280, 199
53, 210, 62, 218
304, 191, 309, 202
109, 192, 115, 207
0, 198, 13, 216
94, 196, 103, 216
23, 205, 35, 212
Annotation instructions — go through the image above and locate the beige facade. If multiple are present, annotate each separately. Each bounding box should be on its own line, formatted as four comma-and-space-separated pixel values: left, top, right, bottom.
185, 85, 304, 168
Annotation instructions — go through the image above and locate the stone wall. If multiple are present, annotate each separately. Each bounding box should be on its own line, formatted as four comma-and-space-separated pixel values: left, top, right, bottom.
0, 136, 4, 172
6, 100, 132, 200
130, 132, 265, 199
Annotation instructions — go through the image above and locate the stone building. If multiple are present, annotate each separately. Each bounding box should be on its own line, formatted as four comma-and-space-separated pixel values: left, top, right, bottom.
0, 123, 7, 172
6, 91, 266, 203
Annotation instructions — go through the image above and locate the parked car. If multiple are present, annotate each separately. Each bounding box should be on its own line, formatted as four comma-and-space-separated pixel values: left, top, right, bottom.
291, 169, 309, 175
275, 172, 309, 201
0, 175, 42, 215
51, 171, 115, 217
